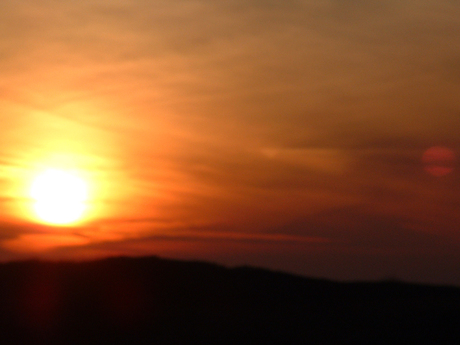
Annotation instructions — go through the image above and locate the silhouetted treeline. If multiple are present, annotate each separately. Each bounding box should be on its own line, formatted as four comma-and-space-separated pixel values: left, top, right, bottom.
0, 256, 459, 344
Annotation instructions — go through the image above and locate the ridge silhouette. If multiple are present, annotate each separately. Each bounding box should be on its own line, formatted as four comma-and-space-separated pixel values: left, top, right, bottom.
0, 256, 459, 344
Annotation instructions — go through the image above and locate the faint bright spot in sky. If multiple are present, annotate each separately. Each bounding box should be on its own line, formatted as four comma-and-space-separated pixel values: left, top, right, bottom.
422, 146, 456, 177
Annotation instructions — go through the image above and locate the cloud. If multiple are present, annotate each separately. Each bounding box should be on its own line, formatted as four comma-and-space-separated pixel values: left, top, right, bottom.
0, 0, 459, 281
269, 206, 460, 253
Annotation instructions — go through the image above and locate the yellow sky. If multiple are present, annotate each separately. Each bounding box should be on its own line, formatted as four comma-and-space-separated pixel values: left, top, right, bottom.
0, 0, 459, 284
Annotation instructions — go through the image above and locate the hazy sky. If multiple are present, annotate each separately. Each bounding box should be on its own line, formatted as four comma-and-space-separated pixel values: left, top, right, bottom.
0, 0, 459, 285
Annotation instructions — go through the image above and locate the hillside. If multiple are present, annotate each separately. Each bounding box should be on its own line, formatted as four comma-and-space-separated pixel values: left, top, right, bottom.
0, 256, 459, 344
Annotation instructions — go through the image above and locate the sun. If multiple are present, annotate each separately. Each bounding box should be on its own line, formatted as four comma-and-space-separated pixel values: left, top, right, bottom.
30, 169, 89, 225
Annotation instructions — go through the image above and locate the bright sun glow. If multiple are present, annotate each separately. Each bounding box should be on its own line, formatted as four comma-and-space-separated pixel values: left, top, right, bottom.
30, 169, 88, 225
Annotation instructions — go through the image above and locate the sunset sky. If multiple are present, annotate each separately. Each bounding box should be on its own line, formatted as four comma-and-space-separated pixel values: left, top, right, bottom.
0, 0, 459, 285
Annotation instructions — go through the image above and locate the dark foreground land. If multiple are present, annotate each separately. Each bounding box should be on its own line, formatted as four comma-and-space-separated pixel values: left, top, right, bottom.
0, 256, 459, 344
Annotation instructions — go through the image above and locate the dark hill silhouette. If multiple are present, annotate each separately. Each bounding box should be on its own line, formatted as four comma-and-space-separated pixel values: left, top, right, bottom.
0, 256, 459, 344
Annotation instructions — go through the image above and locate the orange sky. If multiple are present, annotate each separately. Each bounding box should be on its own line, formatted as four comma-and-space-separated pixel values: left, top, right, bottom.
0, 0, 459, 285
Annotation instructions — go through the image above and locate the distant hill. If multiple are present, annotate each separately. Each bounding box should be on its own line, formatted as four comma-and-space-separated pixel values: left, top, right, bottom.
0, 256, 459, 344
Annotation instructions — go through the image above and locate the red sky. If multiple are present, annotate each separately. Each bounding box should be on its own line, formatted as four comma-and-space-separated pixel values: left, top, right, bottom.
0, 0, 459, 285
